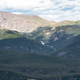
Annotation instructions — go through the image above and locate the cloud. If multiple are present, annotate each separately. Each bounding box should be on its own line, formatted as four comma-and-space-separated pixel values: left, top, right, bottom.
0, 0, 80, 21
0, 0, 51, 10
12, 12, 22, 15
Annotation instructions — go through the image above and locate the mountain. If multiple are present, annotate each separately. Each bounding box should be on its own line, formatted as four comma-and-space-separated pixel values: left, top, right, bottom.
1, 50, 80, 80
1, 12, 80, 52
1, 11, 80, 79
0, 12, 55, 33
0, 29, 53, 54
25, 24, 80, 51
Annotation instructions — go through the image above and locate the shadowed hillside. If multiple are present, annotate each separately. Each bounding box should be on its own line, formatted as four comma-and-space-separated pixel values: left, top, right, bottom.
0, 29, 53, 54
50, 35, 80, 59
24, 25, 80, 52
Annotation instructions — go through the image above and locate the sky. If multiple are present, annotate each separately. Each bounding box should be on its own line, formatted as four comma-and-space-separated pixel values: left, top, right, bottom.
0, 0, 80, 22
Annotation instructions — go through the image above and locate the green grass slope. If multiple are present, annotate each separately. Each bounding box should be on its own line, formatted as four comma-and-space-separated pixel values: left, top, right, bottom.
0, 29, 53, 54
0, 29, 23, 40
1, 50, 80, 80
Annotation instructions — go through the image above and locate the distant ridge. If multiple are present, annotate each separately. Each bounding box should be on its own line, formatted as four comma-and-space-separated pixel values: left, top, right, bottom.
0, 11, 80, 33
52, 20, 80, 30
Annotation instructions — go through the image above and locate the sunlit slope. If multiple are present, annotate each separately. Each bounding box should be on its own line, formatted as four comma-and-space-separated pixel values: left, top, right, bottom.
0, 29, 24, 40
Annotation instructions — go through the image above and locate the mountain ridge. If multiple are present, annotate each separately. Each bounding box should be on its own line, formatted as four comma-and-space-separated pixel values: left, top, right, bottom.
1, 12, 80, 33
0, 12, 55, 33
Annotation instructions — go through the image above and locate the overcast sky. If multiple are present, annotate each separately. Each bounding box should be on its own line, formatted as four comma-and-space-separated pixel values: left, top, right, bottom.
0, 0, 80, 22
